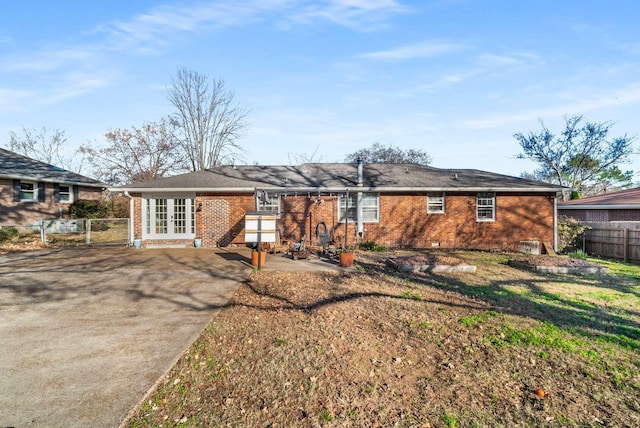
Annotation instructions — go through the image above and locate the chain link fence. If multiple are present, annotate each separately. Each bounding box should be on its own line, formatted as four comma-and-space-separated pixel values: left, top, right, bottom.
0, 218, 130, 246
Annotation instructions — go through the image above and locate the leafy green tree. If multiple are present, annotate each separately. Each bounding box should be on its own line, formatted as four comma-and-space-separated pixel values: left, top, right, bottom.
515, 115, 635, 199
344, 142, 432, 165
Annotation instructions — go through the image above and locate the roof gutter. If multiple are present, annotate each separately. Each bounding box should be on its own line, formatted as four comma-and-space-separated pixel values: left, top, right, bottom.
4, 174, 105, 188
116, 186, 565, 194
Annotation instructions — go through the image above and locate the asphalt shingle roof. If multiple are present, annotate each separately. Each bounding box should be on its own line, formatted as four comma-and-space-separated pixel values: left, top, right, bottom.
120, 163, 564, 193
0, 148, 105, 187
559, 187, 640, 206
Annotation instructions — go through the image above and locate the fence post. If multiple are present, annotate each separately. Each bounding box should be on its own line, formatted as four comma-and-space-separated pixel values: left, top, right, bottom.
624, 228, 629, 262
40, 219, 46, 244
86, 219, 91, 245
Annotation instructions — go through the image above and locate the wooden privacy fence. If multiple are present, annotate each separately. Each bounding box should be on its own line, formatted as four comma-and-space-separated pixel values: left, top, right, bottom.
583, 223, 640, 262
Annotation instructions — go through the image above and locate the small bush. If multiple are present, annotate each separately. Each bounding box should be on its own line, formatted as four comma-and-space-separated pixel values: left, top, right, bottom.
69, 199, 109, 219
558, 215, 590, 252
568, 249, 588, 260
359, 241, 387, 252
0, 227, 19, 242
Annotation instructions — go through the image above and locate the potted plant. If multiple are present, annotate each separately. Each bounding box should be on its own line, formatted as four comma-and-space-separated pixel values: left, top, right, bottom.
133, 235, 142, 249
251, 243, 268, 267
338, 245, 355, 267
194, 237, 202, 248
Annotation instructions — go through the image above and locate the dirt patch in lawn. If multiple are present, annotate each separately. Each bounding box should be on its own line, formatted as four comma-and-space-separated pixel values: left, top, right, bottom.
390, 252, 468, 267
127, 251, 640, 427
509, 255, 597, 268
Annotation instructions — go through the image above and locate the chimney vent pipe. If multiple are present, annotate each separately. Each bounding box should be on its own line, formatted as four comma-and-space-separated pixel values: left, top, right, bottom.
357, 158, 363, 186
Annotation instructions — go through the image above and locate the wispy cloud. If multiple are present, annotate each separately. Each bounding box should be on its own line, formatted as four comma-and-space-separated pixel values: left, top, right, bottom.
0, 88, 37, 112
288, 0, 408, 30
463, 84, 640, 129
360, 40, 465, 60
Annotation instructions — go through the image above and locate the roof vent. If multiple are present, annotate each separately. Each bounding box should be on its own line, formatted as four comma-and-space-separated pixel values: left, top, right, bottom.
452, 173, 458, 180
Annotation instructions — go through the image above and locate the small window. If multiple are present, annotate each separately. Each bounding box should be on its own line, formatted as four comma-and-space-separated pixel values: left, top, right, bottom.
257, 192, 280, 215
477, 193, 495, 221
427, 193, 445, 214
20, 181, 36, 201
58, 185, 72, 203
339, 193, 379, 222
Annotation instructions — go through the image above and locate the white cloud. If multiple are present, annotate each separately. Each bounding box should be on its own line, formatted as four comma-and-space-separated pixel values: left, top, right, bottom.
360, 41, 465, 60
463, 84, 640, 129
0, 88, 37, 112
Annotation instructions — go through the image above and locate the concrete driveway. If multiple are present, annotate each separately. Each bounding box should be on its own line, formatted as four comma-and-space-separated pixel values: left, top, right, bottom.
0, 246, 253, 428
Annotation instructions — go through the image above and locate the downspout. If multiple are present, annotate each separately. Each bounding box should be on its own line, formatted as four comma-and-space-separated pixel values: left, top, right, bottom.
356, 158, 364, 238
553, 194, 558, 252
344, 189, 349, 248
124, 191, 134, 244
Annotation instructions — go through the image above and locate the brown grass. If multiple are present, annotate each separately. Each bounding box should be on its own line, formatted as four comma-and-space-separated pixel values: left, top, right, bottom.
127, 250, 640, 427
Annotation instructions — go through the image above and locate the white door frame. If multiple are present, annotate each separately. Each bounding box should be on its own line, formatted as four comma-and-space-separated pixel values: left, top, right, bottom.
142, 193, 196, 240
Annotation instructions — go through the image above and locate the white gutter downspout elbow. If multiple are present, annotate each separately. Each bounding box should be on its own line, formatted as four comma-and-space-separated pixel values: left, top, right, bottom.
124, 191, 134, 244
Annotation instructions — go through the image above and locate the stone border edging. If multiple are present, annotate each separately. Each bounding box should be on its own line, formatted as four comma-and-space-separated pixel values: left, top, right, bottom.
387, 259, 477, 273
507, 260, 608, 275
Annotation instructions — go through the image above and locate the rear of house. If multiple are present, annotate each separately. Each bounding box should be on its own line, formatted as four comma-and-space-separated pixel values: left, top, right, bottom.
119, 162, 564, 252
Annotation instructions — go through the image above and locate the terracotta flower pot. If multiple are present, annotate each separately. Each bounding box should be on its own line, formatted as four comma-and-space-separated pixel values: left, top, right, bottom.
251, 251, 266, 267
339, 252, 354, 267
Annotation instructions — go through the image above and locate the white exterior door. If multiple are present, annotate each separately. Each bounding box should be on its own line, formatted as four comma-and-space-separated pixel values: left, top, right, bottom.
143, 195, 195, 239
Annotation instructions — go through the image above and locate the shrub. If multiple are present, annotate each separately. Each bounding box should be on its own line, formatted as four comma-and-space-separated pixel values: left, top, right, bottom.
359, 241, 387, 252
69, 199, 109, 219
0, 227, 19, 243
558, 215, 590, 252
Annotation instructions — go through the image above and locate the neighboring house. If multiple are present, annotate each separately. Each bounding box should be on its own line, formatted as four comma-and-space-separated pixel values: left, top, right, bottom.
118, 161, 565, 251
0, 148, 105, 227
558, 187, 640, 222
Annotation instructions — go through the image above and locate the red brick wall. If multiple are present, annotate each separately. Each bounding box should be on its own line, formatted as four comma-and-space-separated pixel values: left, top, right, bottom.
132, 191, 556, 250
0, 178, 102, 226
276, 192, 555, 249
196, 193, 254, 247
561, 208, 640, 222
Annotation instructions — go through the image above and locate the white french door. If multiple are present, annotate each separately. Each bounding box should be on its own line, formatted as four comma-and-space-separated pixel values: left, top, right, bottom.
143, 195, 195, 239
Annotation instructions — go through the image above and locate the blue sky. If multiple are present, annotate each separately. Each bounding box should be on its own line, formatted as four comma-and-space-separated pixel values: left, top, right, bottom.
1, 0, 640, 178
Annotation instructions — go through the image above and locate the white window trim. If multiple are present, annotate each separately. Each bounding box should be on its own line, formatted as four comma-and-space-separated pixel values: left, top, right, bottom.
427, 192, 445, 214
476, 193, 496, 222
339, 193, 380, 223
256, 192, 281, 217
20, 180, 37, 202
58, 185, 73, 204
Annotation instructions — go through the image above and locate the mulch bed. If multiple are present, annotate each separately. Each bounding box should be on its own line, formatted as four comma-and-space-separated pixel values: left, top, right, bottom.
508, 255, 608, 274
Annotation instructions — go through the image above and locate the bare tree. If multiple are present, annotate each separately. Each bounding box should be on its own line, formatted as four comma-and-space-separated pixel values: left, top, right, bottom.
7, 126, 85, 173
344, 142, 432, 165
167, 67, 249, 170
79, 118, 187, 185
288, 145, 325, 164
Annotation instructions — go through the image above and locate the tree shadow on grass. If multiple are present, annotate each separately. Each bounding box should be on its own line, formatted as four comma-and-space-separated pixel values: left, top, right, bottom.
412, 267, 640, 351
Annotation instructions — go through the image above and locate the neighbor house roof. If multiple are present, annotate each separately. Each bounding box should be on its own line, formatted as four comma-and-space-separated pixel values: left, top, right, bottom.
118, 163, 565, 193
558, 187, 640, 209
0, 147, 105, 187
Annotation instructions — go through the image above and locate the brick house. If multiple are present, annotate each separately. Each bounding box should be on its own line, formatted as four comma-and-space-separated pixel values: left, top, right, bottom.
0, 148, 105, 227
558, 187, 640, 222
119, 161, 565, 251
